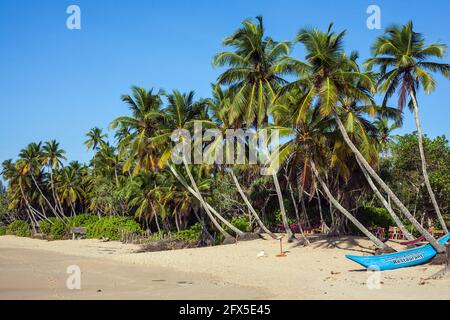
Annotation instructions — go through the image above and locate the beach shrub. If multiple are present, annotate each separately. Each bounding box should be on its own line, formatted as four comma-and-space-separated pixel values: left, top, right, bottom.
39, 217, 58, 237
50, 219, 68, 240
356, 207, 395, 230
7, 220, 31, 237
230, 216, 252, 233
274, 210, 295, 226
87, 216, 142, 240
68, 214, 99, 227
0, 225, 6, 236
175, 223, 202, 241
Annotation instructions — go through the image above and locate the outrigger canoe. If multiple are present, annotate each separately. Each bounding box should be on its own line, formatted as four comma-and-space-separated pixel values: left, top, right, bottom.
346, 234, 450, 271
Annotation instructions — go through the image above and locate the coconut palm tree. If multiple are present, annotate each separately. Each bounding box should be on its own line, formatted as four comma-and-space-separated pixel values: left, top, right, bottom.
213, 16, 293, 128
57, 162, 85, 216
110, 87, 165, 174
84, 127, 108, 151
18, 143, 65, 220
206, 85, 277, 239
42, 140, 66, 216
365, 21, 450, 233
293, 23, 444, 252
161, 90, 243, 239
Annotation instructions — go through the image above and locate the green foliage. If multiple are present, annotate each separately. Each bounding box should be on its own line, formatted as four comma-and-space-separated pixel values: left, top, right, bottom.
0, 225, 6, 236
175, 223, 202, 241
7, 220, 31, 237
50, 219, 68, 240
39, 217, 58, 237
86, 216, 142, 240
68, 214, 99, 227
274, 210, 295, 226
230, 216, 252, 233
356, 207, 395, 230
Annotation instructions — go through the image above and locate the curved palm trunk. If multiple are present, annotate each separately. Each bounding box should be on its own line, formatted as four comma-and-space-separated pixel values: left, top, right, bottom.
315, 182, 330, 233
30, 173, 66, 221
230, 170, 277, 239
286, 178, 310, 245
180, 160, 245, 238
18, 182, 52, 225
410, 91, 448, 233
356, 157, 414, 241
310, 161, 391, 250
334, 112, 445, 252
48, 167, 65, 216
299, 190, 311, 227
168, 164, 234, 239
271, 172, 297, 242
183, 163, 245, 237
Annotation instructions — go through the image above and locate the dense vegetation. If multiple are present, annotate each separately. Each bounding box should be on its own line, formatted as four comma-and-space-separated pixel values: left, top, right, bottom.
1, 18, 449, 251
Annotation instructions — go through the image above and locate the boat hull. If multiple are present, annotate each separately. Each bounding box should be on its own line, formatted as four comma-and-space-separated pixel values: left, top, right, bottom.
346, 234, 450, 271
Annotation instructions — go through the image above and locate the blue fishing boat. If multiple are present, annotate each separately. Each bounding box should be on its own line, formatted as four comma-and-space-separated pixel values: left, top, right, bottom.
346, 234, 450, 271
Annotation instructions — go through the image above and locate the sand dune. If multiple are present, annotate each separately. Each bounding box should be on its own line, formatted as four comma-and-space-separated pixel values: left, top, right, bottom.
0, 235, 449, 299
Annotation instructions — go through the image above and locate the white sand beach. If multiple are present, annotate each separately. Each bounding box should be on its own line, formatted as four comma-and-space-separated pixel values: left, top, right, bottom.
0, 235, 449, 300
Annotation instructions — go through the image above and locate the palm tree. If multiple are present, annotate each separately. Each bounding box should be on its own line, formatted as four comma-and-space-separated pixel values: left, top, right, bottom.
42, 140, 66, 216
293, 23, 444, 252
365, 21, 450, 233
213, 17, 300, 241
206, 85, 277, 239
18, 143, 64, 220
85, 127, 107, 151
162, 90, 242, 239
373, 116, 401, 159
57, 162, 85, 216
213, 16, 293, 128
110, 87, 165, 174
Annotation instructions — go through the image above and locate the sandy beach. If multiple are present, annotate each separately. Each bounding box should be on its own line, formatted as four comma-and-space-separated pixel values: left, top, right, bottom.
0, 235, 449, 300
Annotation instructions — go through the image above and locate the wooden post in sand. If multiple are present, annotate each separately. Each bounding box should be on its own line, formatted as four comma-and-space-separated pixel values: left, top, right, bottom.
276, 235, 287, 257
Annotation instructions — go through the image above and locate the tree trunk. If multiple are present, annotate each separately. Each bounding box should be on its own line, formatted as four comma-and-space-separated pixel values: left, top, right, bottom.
315, 182, 330, 233
410, 90, 448, 233
310, 161, 392, 250
334, 111, 444, 252
299, 189, 311, 227
230, 170, 277, 239
169, 164, 233, 239
180, 160, 245, 238
272, 172, 297, 242
19, 181, 51, 224
356, 157, 415, 241
30, 173, 65, 220
286, 178, 310, 245
48, 166, 65, 216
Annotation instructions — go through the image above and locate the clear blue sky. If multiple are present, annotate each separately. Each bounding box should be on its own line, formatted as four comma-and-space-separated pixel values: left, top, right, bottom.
1, 0, 449, 167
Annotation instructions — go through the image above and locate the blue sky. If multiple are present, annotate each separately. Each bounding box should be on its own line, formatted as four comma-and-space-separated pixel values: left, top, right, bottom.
1, 0, 449, 168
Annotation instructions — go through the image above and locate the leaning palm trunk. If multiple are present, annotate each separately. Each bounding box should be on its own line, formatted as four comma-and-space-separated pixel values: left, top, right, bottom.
333, 111, 444, 252
168, 164, 233, 239
18, 182, 52, 225
180, 159, 246, 238
230, 170, 277, 239
410, 90, 448, 233
48, 167, 65, 216
286, 178, 310, 245
310, 161, 392, 250
356, 157, 415, 241
30, 173, 66, 221
315, 182, 330, 233
271, 172, 297, 242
